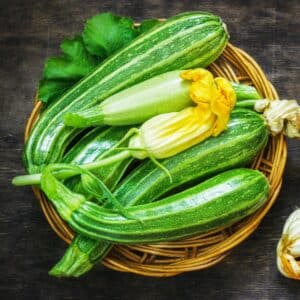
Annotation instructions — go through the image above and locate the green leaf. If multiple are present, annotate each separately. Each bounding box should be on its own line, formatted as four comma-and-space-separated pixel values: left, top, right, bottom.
82, 12, 138, 57
43, 36, 99, 81
138, 19, 161, 34
38, 79, 76, 104
38, 36, 99, 104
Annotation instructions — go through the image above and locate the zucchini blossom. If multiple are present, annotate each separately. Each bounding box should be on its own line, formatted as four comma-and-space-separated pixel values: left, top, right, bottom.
254, 99, 300, 138
277, 209, 300, 280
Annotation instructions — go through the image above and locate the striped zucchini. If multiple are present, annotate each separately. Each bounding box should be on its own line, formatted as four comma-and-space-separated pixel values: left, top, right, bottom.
62, 126, 133, 193
113, 109, 268, 206
231, 82, 261, 101
24, 12, 228, 173
50, 109, 268, 277
43, 168, 269, 244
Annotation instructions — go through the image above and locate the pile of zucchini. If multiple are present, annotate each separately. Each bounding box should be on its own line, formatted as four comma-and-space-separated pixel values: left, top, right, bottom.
13, 12, 271, 277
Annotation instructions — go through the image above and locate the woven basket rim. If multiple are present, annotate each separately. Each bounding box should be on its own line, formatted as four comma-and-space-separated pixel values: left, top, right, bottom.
25, 43, 287, 277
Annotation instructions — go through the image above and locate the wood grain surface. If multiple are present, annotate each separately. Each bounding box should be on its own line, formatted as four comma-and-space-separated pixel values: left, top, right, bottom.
0, 0, 299, 299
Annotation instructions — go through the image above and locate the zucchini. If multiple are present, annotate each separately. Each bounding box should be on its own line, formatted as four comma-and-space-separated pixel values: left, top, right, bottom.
231, 82, 261, 101
43, 168, 269, 244
62, 126, 133, 193
24, 12, 228, 173
63, 70, 193, 128
113, 109, 268, 205
50, 109, 268, 277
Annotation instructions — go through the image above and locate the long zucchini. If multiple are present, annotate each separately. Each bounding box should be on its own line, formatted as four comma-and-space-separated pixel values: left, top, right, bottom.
50, 109, 268, 277
113, 109, 268, 205
43, 168, 269, 243
24, 12, 228, 173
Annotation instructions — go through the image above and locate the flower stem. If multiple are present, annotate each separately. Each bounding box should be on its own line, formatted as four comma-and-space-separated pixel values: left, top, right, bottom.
12, 150, 131, 186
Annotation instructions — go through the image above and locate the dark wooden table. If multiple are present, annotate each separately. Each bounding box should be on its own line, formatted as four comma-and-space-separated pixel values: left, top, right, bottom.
1, 0, 299, 299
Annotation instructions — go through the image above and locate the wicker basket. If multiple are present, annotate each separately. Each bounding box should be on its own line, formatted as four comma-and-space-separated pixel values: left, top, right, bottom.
26, 43, 287, 277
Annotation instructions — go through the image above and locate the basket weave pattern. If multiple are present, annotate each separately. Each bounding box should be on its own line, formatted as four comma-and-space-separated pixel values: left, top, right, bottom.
26, 44, 287, 277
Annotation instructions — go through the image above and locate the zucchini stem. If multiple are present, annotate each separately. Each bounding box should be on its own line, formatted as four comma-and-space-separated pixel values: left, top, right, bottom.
12, 151, 131, 186
235, 99, 261, 109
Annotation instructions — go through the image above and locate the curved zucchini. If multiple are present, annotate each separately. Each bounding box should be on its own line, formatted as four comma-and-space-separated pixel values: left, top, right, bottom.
45, 168, 269, 244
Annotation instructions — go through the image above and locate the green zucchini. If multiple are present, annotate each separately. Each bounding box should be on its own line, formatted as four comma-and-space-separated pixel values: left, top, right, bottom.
231, 82, 261, 101
50, 109, 268, 277
43, 168, 269, 244
113, 109, 268, 206
24, 12, 229, 173
62, 126, 133, 193
63, 70, 193, 128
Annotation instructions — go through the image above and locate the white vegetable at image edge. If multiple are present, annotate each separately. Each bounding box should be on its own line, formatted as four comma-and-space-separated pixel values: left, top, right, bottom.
277, 209, 300, 280
255, 99, 300, 138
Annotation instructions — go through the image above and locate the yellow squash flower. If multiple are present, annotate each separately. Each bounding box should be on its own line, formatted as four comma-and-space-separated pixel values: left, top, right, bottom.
181, 69, 236, 136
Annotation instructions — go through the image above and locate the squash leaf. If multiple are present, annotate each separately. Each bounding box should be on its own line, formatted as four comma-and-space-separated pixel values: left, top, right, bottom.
82, 12, 138, 58
38, 79, 76, 104
38, 36, 99, 104
43, 36, 99, 81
